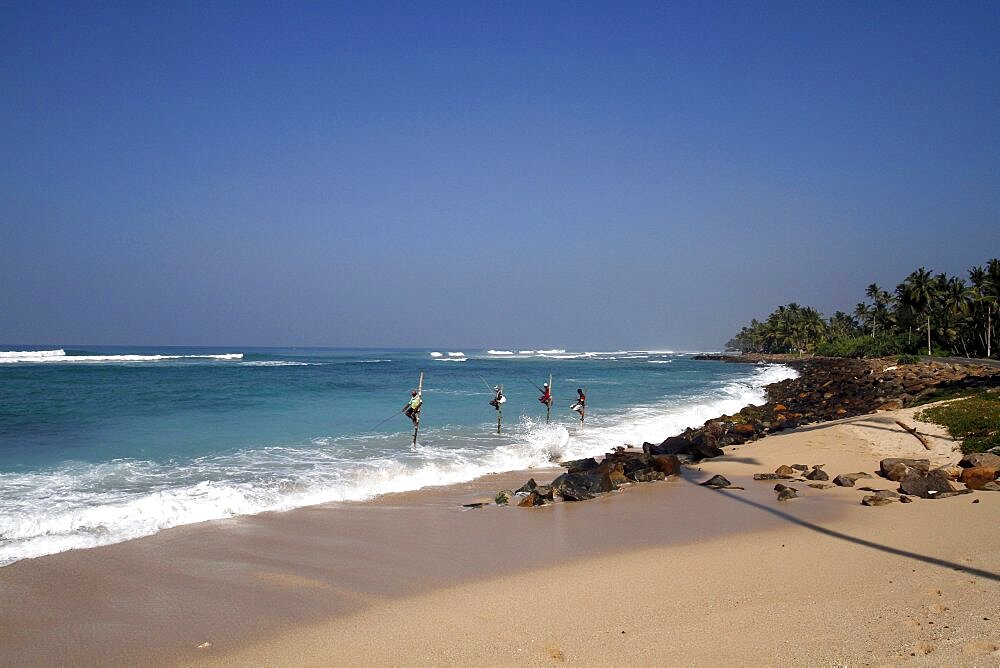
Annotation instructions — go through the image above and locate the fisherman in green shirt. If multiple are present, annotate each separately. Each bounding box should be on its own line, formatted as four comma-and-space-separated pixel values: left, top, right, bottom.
403, 390, 422, 425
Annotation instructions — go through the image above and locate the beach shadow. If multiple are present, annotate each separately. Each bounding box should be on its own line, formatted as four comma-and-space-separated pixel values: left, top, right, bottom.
681, 473, 1000, 582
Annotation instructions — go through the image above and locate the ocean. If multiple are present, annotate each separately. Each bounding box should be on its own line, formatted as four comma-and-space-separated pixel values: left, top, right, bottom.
0, 346, 796, 566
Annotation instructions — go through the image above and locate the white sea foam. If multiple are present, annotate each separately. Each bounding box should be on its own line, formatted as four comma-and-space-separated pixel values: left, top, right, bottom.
0, 363, 798, 567
487, 350, 514, 355
447, 352, 466, 357
241, 360, 320, 366
517, 350, 535, 355
0, 349, 66, 358
434, 357, 467, 362
536, 349, 566, 355
647, 360, 673, 364
429, 352, 443, 357
0, 350, 244, 364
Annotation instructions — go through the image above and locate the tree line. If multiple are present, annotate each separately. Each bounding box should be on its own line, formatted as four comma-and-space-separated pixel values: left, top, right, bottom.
727, 259, 1000, 359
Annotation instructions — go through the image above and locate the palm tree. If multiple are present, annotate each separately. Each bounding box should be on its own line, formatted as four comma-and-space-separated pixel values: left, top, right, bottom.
969, 266, 993, 358
903, 267, 936, 356
943, 276, 972, 356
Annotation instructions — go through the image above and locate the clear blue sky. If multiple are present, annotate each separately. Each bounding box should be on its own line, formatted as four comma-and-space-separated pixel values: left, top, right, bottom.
2, 1, 998, 349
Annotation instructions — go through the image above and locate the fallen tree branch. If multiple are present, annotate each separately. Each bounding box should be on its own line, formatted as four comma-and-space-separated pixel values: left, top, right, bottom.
895, 420, 932, 450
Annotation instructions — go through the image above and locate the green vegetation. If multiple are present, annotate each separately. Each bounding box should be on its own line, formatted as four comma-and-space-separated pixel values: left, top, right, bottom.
916, 392, 1000, 453
727, 258, 1000, 359
895, 354, 919, 365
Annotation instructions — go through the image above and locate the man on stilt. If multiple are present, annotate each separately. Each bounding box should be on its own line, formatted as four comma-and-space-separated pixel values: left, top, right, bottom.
403, 389, 422, 425
538, 382, 552, 408
570, 387, 586, 421
489, 385, 506, 410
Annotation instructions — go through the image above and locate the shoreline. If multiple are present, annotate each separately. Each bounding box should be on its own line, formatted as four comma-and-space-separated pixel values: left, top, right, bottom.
1, 359, 998, 665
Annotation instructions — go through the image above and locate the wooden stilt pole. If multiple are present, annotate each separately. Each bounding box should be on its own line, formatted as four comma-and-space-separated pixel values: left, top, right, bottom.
497, 384, 503, 433
412, 371, 424, 446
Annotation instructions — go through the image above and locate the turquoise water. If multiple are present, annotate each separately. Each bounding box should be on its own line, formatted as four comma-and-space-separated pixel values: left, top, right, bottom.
0, 346, 795, 565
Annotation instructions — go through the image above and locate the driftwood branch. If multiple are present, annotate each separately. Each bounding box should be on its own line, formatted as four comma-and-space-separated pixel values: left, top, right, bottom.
895, 420, 932, 450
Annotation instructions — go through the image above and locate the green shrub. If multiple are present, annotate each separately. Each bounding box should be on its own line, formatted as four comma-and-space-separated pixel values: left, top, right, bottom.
896, 354, 919, 365
816, 335, 909, 358
916, 393, 1000, 454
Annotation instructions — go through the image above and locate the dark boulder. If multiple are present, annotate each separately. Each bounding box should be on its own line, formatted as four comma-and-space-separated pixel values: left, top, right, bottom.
774, 465, 797, 477
898, 469, 959, 499
700, 474, 733, 488
650, 454, 681, 476
561, 457, 600, 473
805, 468, 829, 481
550, 472, 609, 501
833, 472, 873, 487
515, 478, 538, 494
632, 469, 666, 483
774, 484, 798, 501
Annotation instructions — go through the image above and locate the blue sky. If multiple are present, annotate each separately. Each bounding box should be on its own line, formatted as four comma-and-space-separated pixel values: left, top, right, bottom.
2, 1, 998, 349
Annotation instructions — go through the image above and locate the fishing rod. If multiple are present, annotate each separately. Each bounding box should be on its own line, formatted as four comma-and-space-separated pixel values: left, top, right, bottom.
477, 374, 497, 394
518, 374, 545, 393
370, 408, 405, 431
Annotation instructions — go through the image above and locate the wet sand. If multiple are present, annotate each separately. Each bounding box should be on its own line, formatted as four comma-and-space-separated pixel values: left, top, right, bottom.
1, 405, 998, 666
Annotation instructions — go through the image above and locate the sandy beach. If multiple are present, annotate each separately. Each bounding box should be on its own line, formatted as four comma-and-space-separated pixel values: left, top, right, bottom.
1, 403, 998, 666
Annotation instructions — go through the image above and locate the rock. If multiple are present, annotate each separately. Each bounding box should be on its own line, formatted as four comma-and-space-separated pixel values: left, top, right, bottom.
833, 472, 872, 487
561, 457, 600, 473
597, 459, 629, 486
791, 464, 809, 472
650, 454, 681, 476
775, 486, 799, 501
517, 491, 544, 507
961, 467, 1000, 490
805, 468, 830, 481
808, 483, 833, 489
932, 489, 975, 499
550, 473, 594, 501
732, 423, 755, 435
632, 469, 666, 483
700, 474, 732, 488
863, 488, 899, 498
515, 478, 538, 494
959, 452, 1000, 469
980, 481, 1000, 491
898, 469, 960, 499
535, 485, 555, 500
878, 399, 903, 411
880, 458, 930, 481
754, 473, 783, 480
862, 495, 896, 506
495, 490, 512, 506
934, 464, 963, 480
462, 501, 489, 509
775, 465, 797, 477
899, 495, 914, 503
